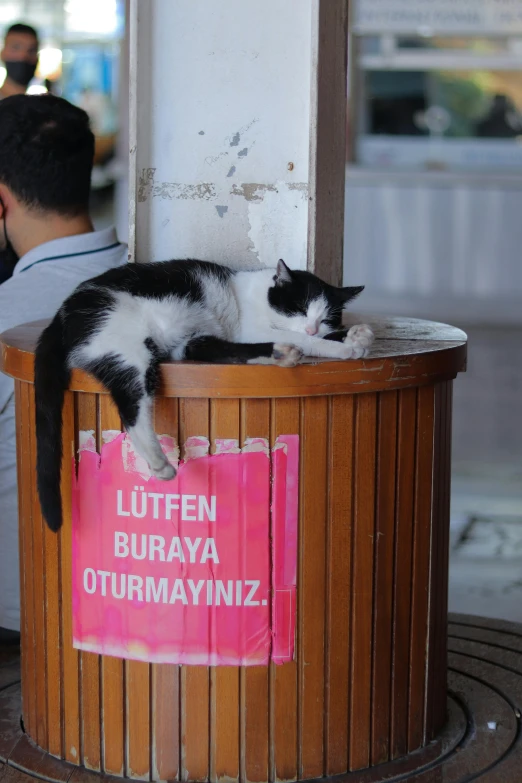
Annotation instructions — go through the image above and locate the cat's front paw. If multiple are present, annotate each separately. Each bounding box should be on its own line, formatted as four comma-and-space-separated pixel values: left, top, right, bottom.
343, 324, 374, 359
152, 462, 177, 481
272, 344, 303, 367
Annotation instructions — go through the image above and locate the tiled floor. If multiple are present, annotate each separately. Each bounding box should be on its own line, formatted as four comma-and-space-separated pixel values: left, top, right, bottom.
449, 325, 522, 622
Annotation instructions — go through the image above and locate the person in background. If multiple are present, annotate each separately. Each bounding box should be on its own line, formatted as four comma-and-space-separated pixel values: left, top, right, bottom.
0, 23, 40, 284
0, 23, 39, 99
0, 94, 127, 644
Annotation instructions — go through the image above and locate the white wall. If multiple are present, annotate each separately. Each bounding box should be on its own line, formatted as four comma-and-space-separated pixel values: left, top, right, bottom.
344, 170, 522, 324
131, 0, 313, 269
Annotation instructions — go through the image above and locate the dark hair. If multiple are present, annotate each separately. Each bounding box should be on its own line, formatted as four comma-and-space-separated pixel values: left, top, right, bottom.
6, 23, 38, 41
0, 94, 94, 216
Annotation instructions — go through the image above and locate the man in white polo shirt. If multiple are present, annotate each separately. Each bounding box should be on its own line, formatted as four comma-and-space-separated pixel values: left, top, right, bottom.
0, 94, 127, 643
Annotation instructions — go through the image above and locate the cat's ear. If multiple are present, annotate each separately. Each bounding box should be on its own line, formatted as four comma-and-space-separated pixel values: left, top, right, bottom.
338, 285, 364, 306
274, 258, 293, 285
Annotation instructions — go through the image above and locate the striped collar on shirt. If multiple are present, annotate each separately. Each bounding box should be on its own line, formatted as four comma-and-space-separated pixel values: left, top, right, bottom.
14, 226, 123, 275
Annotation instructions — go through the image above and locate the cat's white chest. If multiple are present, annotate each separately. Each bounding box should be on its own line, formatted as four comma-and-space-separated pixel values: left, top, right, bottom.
201, 276, 241, 340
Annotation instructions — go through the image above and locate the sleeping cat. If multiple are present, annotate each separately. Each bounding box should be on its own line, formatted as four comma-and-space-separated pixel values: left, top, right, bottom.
35, 258, 374, 532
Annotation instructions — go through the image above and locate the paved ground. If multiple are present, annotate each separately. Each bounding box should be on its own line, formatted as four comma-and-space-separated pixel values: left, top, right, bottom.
449, 325, 522, 622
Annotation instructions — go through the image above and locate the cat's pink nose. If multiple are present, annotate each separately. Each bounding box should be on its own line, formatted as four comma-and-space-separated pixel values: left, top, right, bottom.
306, 325, 318, 335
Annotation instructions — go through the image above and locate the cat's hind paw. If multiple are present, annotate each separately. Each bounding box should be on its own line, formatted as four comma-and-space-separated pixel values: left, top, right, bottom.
272, 344, 303, 367
152, 462, 177, 481
344, 324, 374, 359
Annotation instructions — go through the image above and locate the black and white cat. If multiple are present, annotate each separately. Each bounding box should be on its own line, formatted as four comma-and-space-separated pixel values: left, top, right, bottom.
35, 258, 373, 531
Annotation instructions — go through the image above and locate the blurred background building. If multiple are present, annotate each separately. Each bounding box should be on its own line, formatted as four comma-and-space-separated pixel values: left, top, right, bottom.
346, 0, 522, 326
347, 0, 522, 623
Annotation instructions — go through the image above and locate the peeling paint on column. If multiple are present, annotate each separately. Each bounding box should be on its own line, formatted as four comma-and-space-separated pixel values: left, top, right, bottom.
138, 168, 156, 202
215, 205, 229, 218
231, 182, 308, 203
230, 132, 240, 147
227, 166, 236, 177
247, 181, 309, 269
231, 183, 277, 202
238, 147, 249, 158
139, 170, 218, 204
152, 182, 217, 201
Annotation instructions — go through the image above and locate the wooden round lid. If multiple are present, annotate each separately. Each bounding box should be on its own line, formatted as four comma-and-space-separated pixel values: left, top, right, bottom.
0, 316, 466, 398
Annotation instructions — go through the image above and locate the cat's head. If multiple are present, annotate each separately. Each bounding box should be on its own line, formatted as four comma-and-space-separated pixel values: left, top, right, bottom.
267, 259, 364, 336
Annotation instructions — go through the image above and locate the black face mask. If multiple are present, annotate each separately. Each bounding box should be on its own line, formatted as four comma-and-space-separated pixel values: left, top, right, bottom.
0, 243, 18, 284
4, 60, 37, 87
0, 204, 18, 284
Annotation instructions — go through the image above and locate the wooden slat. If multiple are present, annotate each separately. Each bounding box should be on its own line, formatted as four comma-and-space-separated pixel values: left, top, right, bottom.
298, 396, 328, 780
152, 396, 180, 782
438, 383, 450, 733
269, 399, 299, 783
98, 397, 125, 777
77, 394, 101, 771
438, 383, 453, 729
349, 394, 377, 772
61, 391, 81, 764
13, 383, 26, 741
370, 391, 398, 766
431, 383, 449, 739
433, 384, 445, 736
14, 381, 27, 733
390, 388, 417, 761
23, 383, 36, 738
125, 661, 151, 779
425, 384, 443, 743
17, 382, 36, 739
43, 480, 63, 757
239, 400, 270, 783
209, 400, 240, 783
123, 380, 150, 778
179, 398, 210, 783
27, 390, 48, 749
407, 385, 435, 752
324, 395, 354, 775
151, 664, 179, 782
101, 658, 124, 776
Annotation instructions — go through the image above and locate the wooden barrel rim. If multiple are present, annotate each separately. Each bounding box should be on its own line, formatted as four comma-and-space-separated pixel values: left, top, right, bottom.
0, 316, 466, 398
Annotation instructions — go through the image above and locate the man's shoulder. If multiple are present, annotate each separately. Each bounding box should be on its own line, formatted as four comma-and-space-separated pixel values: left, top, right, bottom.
0, 243, 128, 333
22, 241, 127, 282
14, 228, 128, 280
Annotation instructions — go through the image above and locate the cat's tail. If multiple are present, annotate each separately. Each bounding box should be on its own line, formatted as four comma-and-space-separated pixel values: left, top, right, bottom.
35, 312, 71, 532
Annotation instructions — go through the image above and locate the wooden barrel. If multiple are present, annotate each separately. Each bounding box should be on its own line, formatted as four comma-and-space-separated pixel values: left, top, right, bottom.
0, 316, 466, 783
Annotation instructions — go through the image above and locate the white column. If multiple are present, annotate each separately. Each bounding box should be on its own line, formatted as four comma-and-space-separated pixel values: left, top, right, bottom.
129, 0, 347, 284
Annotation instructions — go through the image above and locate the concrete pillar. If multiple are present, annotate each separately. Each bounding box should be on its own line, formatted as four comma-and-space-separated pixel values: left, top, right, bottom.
128, 0, 348, 284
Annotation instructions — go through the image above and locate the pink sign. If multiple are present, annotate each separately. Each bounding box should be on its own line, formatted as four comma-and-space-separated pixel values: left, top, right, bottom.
72, 432, 298, 666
